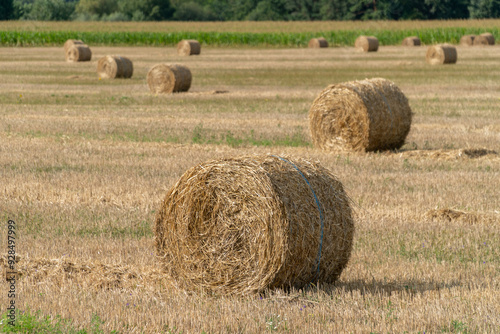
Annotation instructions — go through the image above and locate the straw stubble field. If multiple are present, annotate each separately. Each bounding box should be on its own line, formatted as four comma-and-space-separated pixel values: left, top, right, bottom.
0, 42, 499, 333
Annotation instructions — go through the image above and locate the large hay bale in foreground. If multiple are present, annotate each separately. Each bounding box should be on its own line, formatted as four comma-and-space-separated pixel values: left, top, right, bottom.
402, 36, 421, 46
65, 45, 92, 62
460, 35, 475, 46
426, 44, 457, 65
155, 155, 355, 295
97, 55, 133, 79
147, 63, 192, 94
177, 39, 201, 56
355, 36, 379, 52
480, 32, 495, 45
309, 78, 412, 152
308, 37, 328, 48
63, 39, 84, 52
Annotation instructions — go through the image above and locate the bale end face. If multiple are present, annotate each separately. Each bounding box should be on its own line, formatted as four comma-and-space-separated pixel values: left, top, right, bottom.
154, 155, 355, 295
177, 40, 201, 56
65, 45, 92, 62
308, 37, 328, 48
460, 35, 475, 46
402, 36, 421, 46
426, 44, 457, 65
355, 36, 379, 52
97, 55, 133, 79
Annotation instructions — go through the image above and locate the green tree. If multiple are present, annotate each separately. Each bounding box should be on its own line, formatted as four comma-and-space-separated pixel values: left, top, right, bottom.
119, 0, 174, 20
469, 0, 500, 18
0, 0, 14, 20
75, 0, 118, 17
24, 0, 76, 20
172, 1, 216, 20
424, 0, 469, 18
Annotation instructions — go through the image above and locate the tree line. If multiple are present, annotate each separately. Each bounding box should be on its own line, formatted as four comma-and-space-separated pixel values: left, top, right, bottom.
1, 0, 500, 21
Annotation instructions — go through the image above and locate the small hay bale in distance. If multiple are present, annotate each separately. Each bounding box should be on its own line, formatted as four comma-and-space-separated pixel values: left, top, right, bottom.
65, 44, 92, 62
63, 39, 85, 52
146, 63, 192, 94
401, 36, 421, 46
308, 37, 328, 48
154, 155, 355, 295
97, 55, 133, 79
480, 32, 495, 45
309, 78, 412, 152
426, 44, 457, 65
459, 35, 475, 46
177, 39, 201, 56
355, 35, 379, 52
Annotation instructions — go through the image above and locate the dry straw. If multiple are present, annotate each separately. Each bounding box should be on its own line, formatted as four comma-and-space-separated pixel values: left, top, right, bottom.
154, 155, 355, 295
147, 63, 192, 94
309, 78, 412, 152
177, 39, 201, 56
308, 37, 329, 48
355, 36, 379, 52
426, 44, 457, 65
460, 35, 475, 46
480, 32, 495, 45
401, 36, 421, 46
65, 45, 92, 62
473, 34, 490, 46
97, 55, 133, 79
63, 39, 84, 52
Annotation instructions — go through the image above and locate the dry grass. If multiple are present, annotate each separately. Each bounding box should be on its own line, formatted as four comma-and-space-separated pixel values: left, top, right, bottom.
0, 44, 499, 333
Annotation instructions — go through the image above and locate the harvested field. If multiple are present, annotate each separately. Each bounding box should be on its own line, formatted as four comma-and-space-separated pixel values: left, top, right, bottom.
0, 42, 499, 333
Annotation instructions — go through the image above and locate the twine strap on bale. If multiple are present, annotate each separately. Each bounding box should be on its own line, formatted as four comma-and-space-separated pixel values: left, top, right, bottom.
272, 155, 324, 280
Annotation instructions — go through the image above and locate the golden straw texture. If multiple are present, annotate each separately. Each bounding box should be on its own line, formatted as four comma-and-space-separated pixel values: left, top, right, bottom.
473, 35, 489, 45
63, 39, 84, 52
480, 32, 495, 45
354, 36, 379, 52
308, 37, 328, 48
401, 36, 421, 46
460, 35, 475, 46
177, 39, 201, 56
97, 55, 133, 79
426, 44, 457, 65
309, 78, 412, 152
154, 155, 354, 295
65, 45, 92, 62
146, 63, 192, 94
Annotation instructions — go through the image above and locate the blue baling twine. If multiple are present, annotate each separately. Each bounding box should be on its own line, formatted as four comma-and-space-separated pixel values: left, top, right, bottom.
272, 155, 325, 281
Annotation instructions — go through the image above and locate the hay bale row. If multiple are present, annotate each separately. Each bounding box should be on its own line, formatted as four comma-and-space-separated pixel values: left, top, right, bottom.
460, 33, 495, 46
177, 39, 201, 56
402, 36, 421, 46
309, 78, 412, 152
147, 63, 192, 94
426, 44, 457, 65
97, 55, 133, 79
355, 36, 379, 52
154, 154, 354, 295
308, 37, 328, 48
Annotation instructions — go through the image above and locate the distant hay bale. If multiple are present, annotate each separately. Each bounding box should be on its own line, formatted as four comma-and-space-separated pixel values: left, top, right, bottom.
97, 55, 133, 79
425, 44, 457, 65
460, 35, 475, 46
63, 39, 84, 52
402, 36, 421, 46
154, 155, 355, 295
147, 63, 192, 94
308, 37, 328, 48
65, 45, 92, 62
480, 32, 495, 45
177, 39, 201, 56
472, 34, 489, 46
355, 36, 379, 52
309, 78, 412, 152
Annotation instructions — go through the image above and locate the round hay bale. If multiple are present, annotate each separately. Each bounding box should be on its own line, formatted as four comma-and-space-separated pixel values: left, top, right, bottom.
401, 36, 421, 46
154, 154, 354, 295
97, 55, 133, 79
65, 45, 92, 62
177, 39, 201, 56
425, 44, 457, 65
472, 34, 489, 46
480, 32, 495, 45
459, 35, 475, 46
354, 36, 379, 52
63, 39, 84, 52
147, 63, 192, 94
309, 78, 412, 152
308, 37, 329, 48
